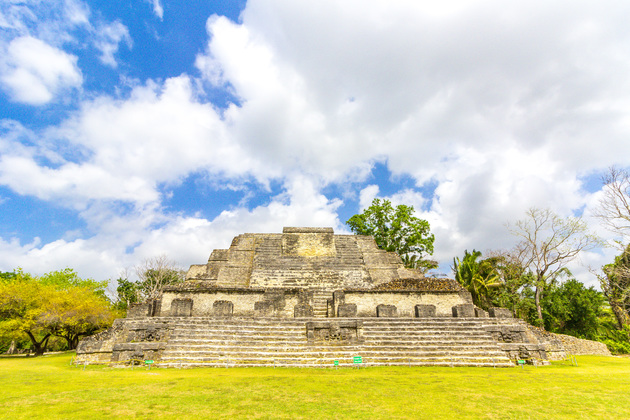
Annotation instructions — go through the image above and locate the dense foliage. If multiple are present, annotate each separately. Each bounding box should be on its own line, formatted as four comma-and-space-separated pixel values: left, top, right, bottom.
452, 250, 501, 310
452, 248, 629, 353
0, 269, 116, 355
509, 208, 602, 327
600, 244, 630, 328
346, 198, 436, 272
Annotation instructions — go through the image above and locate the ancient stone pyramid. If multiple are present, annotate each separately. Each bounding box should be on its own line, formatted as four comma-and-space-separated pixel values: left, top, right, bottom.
77, 227, 549, 367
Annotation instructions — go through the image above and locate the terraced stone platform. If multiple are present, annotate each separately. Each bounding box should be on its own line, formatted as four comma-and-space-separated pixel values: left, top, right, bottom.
159, 317, 514, 367
76, 227, 550, 367
78, 316, 548, 367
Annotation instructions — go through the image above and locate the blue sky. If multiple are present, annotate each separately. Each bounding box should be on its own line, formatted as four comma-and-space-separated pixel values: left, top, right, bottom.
1, 0, 629, 285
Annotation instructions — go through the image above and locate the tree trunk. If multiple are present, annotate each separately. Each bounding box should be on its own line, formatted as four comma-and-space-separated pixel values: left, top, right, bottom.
535, 286, 544, 329
609, 300, 630, 329
26, 331, 51, 356
56, 333, 81, 350
6, 340, 17, 355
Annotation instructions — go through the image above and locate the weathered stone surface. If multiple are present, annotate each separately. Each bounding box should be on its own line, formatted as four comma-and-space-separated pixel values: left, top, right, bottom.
297, 289, 313, 305
294, 303, 313, 317
326, 299, 335, 318
282, 227, 336, 257
527, 326, 611, 359
488, 308, 513, 318
374, 278, 462, 292
306, 320, 363, 344
213, 300, 233, 317
77, 227, 554, 367
376, 304, 398, 317
127, 303, 152, 319
345, 291, 466, 317
333, 290, 345, 306
452, 304, 475, 318
414, 304, 436, 317
184, 227, 469, 291
337, 303, 357, 317
254, 301, 274, 316
475, 308, 489, 318
170, 299, 193, 317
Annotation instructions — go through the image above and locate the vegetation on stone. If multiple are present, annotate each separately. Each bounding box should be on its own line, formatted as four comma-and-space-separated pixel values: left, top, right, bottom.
373, 278, 462, 292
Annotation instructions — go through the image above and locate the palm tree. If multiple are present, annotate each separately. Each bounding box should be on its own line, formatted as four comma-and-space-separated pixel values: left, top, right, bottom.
453, 250, 502, 310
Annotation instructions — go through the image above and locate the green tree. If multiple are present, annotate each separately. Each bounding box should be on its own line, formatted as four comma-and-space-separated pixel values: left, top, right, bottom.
482, 251, 532, 317
600, 244, 630, 328
39, 268, 109, 299
0, 276, 55, 355
539, 279, 604, 339
346, 198, 435, 271
44, 287, 115, 349
0, 269, 116, 354
114, 278, 139, 311
453, 250, 502, 310
509, 208, 602, 328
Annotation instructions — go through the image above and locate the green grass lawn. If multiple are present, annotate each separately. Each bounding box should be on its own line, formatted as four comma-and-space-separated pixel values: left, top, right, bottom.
1, 353, 628, 419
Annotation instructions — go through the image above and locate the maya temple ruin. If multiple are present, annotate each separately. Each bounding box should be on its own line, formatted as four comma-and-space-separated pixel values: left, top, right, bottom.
77, 227, 554, 367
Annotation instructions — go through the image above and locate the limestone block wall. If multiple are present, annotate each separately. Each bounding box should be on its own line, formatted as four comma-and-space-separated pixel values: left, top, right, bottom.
526, 327, 612, 360
282, 227, 336, 257
184, 228, 432, 289
250, 269, 369, 289
343, 290, 470, 317
161, 289, 299, 318
76, 318, 172, 364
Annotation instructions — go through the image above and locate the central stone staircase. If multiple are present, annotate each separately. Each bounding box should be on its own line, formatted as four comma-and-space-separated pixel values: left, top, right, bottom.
157, 317, 515, 368
311, 288, 331, 318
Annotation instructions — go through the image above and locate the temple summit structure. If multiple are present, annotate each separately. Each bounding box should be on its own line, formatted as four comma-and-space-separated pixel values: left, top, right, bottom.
77, 227, 550, 367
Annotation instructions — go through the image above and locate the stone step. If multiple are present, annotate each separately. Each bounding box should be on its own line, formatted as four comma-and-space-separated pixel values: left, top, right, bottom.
165, 332, 501, 344
163, 348, 506, 358
162, 349, 507, 360
161, 353, 508, 362
169, 338, 504, 349
157, 361, 513, 368
158, 356, 512, 366
127, 316, 526, 368
169, 327, 491, 336
166, 318, 493, 326
162, 316, 504, 324
169, 331, 494, 339
169, 335, 495, 345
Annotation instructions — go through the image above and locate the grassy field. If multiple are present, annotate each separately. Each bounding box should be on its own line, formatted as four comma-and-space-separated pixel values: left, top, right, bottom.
1, 353, 628, 419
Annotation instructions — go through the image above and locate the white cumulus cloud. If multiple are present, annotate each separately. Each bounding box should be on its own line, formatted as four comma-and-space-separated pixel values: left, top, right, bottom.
0, 36, 82, 104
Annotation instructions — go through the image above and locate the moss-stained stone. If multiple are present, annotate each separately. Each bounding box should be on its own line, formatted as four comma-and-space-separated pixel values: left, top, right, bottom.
77, 227, 558, 367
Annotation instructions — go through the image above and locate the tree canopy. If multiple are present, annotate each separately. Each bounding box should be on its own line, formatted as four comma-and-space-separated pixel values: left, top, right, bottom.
600, 244, 630, 329
508, 208, 602, 328
453, 250, 501, 310
346, 198, 436, 271
0, 269, 115, 355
